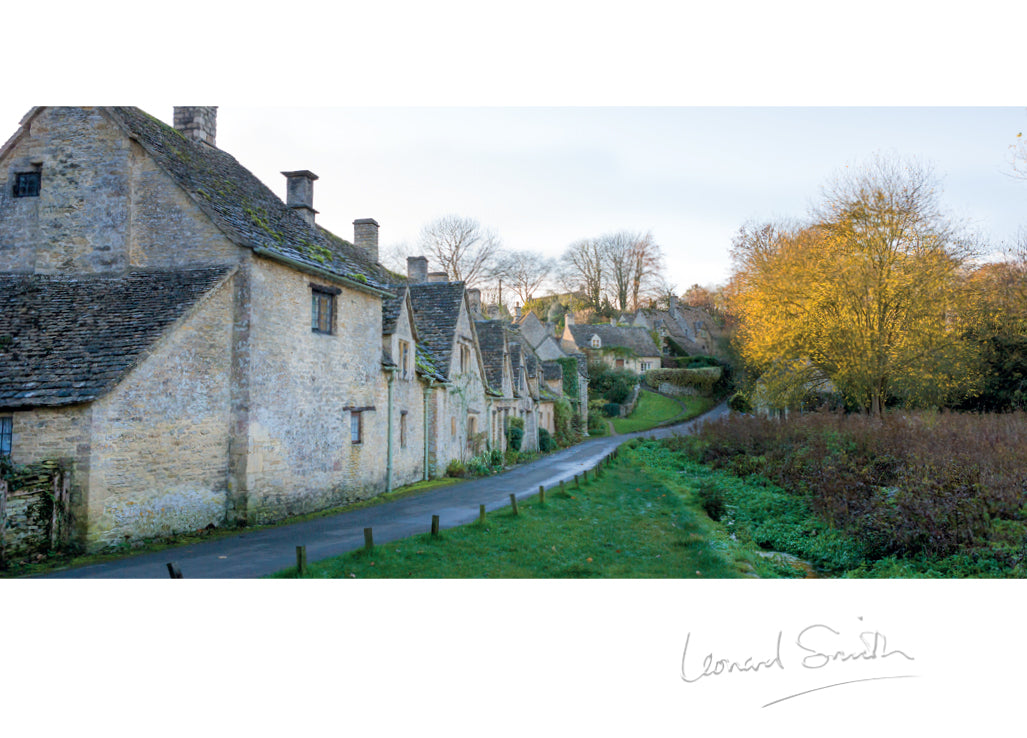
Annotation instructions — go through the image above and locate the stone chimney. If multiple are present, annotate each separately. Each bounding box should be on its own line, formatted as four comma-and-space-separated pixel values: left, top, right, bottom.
427, 271, 448, 283
173, 106, 217, 146
467, 288, 482, 317
565, 311, 575, 327
669, 294, 678, 319
353, 218, 380, 263
282, 170, 318, 227
515, 305, 522, 320
407, 256, 428, 282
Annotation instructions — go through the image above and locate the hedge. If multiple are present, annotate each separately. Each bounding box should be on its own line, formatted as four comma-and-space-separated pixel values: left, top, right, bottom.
644, 367, 722, 394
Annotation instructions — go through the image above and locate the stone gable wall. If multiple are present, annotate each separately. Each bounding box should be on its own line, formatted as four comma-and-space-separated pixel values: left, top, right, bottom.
0, 107, 239, 276
431, 305, 488, 472
387, 302, 428, 487
85, 274, 236, 548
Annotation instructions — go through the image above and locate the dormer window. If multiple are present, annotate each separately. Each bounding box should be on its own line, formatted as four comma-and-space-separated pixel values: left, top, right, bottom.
590, 335, 601, 349
13, 171, 40, 198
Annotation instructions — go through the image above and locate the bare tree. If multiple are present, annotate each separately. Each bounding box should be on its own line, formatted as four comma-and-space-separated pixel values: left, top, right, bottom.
417, 215, 502, 287
560, 238, 608, 311
493, 249, 557, 308
628, 231, 664, 311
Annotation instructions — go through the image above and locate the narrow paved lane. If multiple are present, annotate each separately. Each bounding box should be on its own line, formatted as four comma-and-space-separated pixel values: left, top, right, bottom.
42, 404, 728, 578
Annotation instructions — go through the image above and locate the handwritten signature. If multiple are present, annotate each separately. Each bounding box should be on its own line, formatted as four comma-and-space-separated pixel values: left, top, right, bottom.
681, 618, 916, 707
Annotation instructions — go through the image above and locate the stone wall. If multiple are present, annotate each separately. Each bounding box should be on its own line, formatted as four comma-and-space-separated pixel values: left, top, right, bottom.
232, 256, 389, 522
385, 303, 428, 487
0, 460, 70, 561
0, 107, 239, 275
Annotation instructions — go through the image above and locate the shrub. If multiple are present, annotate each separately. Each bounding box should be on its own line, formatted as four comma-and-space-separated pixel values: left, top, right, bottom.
603, 402, 621, 417
538, 427, 557, 452
645, 367, 721, 394
505, 416, 525, 452
445, 459, 467, 478
728, 392, 751, 413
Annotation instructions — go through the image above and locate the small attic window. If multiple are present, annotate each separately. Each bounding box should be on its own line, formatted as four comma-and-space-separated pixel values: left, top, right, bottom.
13, 171, 40, 198
590, 335, 601, 349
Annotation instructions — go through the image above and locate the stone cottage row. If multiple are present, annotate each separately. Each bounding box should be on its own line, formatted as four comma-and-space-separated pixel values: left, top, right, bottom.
0, 106, 587, 552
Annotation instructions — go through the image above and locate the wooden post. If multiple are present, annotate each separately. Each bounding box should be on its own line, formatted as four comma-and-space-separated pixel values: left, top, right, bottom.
575, 474, 580, 488
296, 545, 307, 576
583, 469, 588, 483
510, 493, 519, 515
431, 515, 440, 537
364, 527, 374, 551
560, 480, 565, 493
479, 504, 486, 523
539, 485, 545, 505
166, 562, 183, 579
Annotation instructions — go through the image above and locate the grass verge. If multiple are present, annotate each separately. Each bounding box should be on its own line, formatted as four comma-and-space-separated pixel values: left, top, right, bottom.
611, 391, 714, 434
273, 441, 815, 579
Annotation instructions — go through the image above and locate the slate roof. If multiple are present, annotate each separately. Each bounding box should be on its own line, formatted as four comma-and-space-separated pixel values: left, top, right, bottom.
474, 319, 508, 396
542, 360, 564, 382
567, 324, 660, 356
0, 267, 233, 409
101, 107, 394, 294
407, 281, 467, 379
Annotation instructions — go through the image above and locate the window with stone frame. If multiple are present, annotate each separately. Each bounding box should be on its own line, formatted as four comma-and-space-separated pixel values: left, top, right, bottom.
400, 411, 408, 448
0, 416, 12, 457
350, 411, 363, 444
399, 340, 411, 379
12, 170, 40, 198
590, 335, 601, 349
311, 284, 339, 334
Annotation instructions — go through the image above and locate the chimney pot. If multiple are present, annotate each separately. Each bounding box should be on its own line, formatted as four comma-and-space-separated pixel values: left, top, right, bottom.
282, 170, 319, 227
353, 218, 380, 263
174, 106, 218, 146
407, 256, 428, 282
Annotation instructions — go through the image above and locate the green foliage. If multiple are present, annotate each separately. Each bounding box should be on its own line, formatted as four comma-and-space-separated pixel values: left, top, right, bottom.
538, 427, 557, 452
445, 459, 467, 478
602, 402, 622, 418
728, 392, 751, 413
553, 397, 578, 447
505, 416, 525, 452
644, 367, 721, 394
588, 362, 637, 403
557, 357, 580, 399
696, 483, 726, 521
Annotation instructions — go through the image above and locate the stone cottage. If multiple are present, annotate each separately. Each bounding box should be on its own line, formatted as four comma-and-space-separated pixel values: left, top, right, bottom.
404, 258, 492, 474
561, 314, 661, 375
0, 106, 438, 550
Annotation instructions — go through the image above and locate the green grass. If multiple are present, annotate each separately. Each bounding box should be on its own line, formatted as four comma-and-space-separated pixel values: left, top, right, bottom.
611, 391, 713, 434
274, 443, 816, 579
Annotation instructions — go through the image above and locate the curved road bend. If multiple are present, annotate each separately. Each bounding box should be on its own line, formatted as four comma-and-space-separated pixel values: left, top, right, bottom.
43, 404, 729, 579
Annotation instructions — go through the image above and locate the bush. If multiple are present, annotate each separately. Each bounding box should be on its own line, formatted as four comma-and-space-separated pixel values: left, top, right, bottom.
505, 416, 525, 452
445, 459, 467, 478
538, 427, 557, 452
688, 410, 1027, 561
603, 402, 621, 417
588, 363, 638, 404
728, 392, 751, 413
644, 367, 722, 394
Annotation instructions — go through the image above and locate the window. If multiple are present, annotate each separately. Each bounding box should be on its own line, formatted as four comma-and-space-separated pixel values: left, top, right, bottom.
400, 411, 408, 448
350, 411, 362, 444
0, 416, 11, 457
640, 362, 652, 372
311, 286, 336, 334
13, 171, 40, 198
399, 340, 411, 379
451, 416, 457, 438
590, 335, 601, 349
460, 345, 470, 374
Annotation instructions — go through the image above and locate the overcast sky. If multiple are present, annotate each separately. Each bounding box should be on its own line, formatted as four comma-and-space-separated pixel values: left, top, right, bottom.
3, 104, 1023, 293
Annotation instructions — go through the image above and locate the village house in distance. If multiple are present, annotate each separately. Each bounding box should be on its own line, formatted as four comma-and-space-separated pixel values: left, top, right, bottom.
0, 106, 589, 554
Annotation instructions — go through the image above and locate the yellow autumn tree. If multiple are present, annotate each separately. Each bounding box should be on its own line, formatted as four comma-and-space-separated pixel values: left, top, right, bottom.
730, 157, 979, 415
